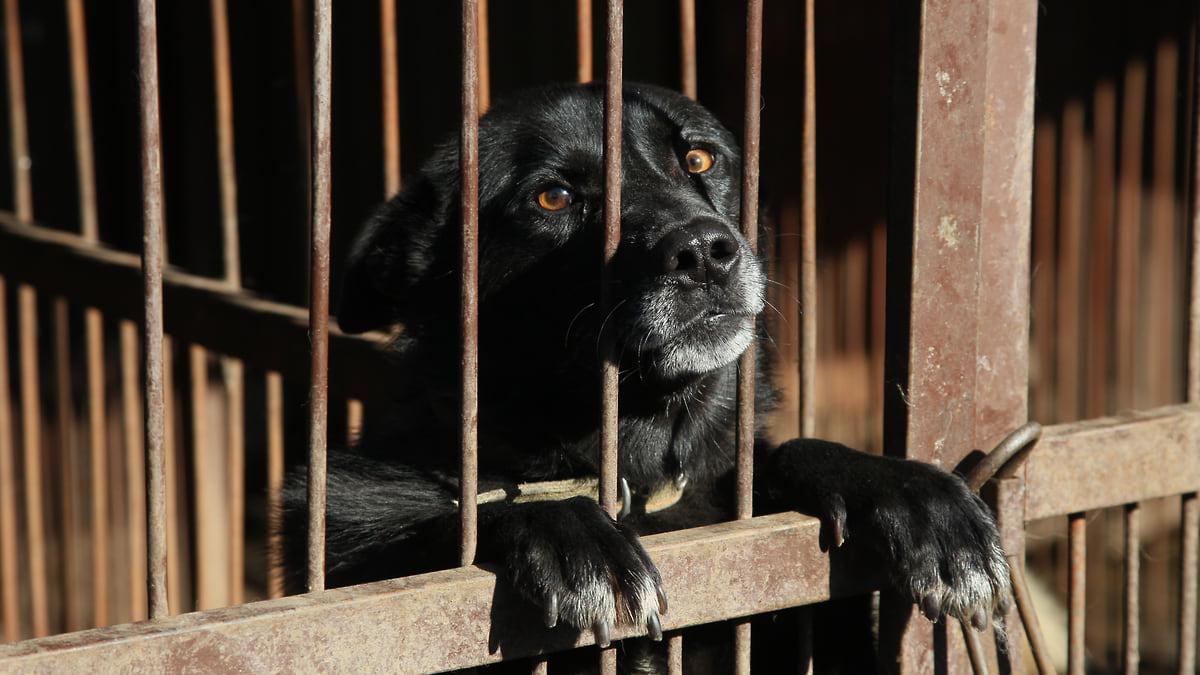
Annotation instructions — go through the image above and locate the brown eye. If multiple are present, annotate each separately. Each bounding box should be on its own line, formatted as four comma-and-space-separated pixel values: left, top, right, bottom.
685, 149, 714, 174
537, 187, 572, 211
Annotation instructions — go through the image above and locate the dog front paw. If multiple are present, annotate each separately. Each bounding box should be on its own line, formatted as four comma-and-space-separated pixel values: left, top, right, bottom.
769, 439, 1012, 632
486, 497, 667, 646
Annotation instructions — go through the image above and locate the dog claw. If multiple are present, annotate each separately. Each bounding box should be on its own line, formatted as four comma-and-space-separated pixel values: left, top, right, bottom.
543, 593, 558, 628
920, 594, 940, 622
971, 607, 988, 631
656, 585, 669, 615
593, 620, 611, 648
618, 477, 631, 520
647, 612, 663, 642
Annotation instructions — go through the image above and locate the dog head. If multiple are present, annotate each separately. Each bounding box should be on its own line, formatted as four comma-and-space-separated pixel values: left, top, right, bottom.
339, 83, 765, 386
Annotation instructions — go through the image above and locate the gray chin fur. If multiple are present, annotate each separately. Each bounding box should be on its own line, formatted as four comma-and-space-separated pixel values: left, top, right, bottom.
653, 316, 755, 379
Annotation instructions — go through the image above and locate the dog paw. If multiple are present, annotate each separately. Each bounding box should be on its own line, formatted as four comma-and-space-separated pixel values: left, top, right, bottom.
769, 439, 1012, 633
488, 496, 667, 646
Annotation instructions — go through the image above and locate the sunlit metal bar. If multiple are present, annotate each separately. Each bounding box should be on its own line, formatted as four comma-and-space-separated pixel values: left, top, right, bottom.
190, 344, 220, 609
0, 279, 18, 643
599, 2, 623, 670
6, 0, 49, 640
381, 0, 400, 196
576, 0, 591, 83
306, 0, 333, 593
138, 0, 169, 620
1114, 60, 1146, 412
800, 0, 816, 440
120, 320, 147, 621
460, 0, 481, 568
679, 0, 695, 99
1068, 512, 1086, 675
52, 295, 80, 632
163, 341, 182, 614
734, 3, 763, 672
1123, 503, 1139, 674
210, 0, 246, 607
477, 0, 490, 113
266, 372, 286, 599
1183, 35, 1200, 673
668, 631, 683, 674
1148, 40, 1178, 405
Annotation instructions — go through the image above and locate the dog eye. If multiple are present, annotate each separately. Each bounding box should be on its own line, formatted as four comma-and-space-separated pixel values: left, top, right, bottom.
536, 187, 573, 211
684, 149, 714, 174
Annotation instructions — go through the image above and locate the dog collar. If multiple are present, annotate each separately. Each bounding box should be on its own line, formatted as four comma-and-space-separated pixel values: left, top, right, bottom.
467, 474, 687, 519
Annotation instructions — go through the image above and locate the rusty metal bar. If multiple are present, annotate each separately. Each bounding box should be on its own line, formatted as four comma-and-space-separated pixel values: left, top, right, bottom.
599, 0, 622, 522
0, 278, 18, 643
477, 0, 490, 113
668, 633, 682, 674
460, 0, 481, 567
799, 0, 816, 439
1057, 100, 1085, 422
1123, 503, 1139, 675
67, 0, 98, 240
1087, 80, 1116, 418
734, 3, 763, 670
306, 0, 333, 593
120, 320, 147, 622
679, 0, 695, 99
1009, 555, 1057, 675
19, 289, 48, 638
163, 338, 182, 614
5, 0, 32, 219
266, 371, 286, 599
52, 300, 80, 632
190, 344, 220, 610
138, 0, 169, 620
576, 0, 591, 83
1148, 39, 1178, 406
210, 0, 246, 606
1181, 493, 1199, 674
1068, 512, 1086, 675
0, 511, 862, 673
1025, 405, 1200, 519
1114, 60, 1146, 412
381, 0, 400, 195
1031, 117, 1058, 424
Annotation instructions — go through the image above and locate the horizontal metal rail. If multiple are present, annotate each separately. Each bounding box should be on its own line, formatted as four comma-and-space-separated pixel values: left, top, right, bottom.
0, 404, 1195, 671
0, 215, 389, 400
0, 513, 858, 673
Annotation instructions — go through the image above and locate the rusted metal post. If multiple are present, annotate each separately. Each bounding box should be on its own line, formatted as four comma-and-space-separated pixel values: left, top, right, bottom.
460, 0, 481, 568
138, 0, 169, 621
306, 0, 333, 593
0, 280, 17, 642
1123, 503, 1140, 674
576, 0, 592, 83
679, 0, 695, 99
799, 0, 817, 441
884, 0, 1037, 671
1068, 512, 1086, 675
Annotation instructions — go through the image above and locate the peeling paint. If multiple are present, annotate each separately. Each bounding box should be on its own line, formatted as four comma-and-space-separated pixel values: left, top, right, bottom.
938, 215, 959, 249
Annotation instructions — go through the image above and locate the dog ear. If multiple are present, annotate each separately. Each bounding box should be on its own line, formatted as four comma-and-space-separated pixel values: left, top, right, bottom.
337, 174, 453, 334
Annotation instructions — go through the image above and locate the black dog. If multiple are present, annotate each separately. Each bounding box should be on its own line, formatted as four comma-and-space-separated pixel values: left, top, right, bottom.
285, 83, 1009, 659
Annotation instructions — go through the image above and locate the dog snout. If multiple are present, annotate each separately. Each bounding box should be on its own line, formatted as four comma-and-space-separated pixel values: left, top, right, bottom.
656, 219, 740, 289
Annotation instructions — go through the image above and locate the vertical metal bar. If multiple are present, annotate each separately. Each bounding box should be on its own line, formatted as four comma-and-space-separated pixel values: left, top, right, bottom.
576, 0, 592, 83
477, 0, 490, 113
679, 0, 695, 99
599, 3, 622, 671
1009, 556, 1057, 675
1123, 503, 1140, 675
1180, 494, 1199, 675
266, 371, 285, 599
1068, 512, 1087, 675
5, 0, 32, 218
668, 633, 683, 674
68, 0, 110, 628
460, 0, 481, 568
1148, 39, 1178, 406
1087, 80, 1116, 418
210, 0, 245, 607
0, 279, 19, 643
306, 0, 333, 594
1031, 118, 1058, 424
734, 4, 762, 673
18, 288, 48, 637
1114, 61, 1146, 412
1057, 101, 1085, 423
52, 299, 81, 632
162, 338, 181, 613
189, 344, 219, 609
799, 0, 816, 440
138, 0, 169, 621
380, 0, 400, 195
120, 320, 147, 621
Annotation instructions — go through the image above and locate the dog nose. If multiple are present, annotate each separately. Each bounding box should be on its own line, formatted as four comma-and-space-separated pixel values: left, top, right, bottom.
656, 219, 740, 288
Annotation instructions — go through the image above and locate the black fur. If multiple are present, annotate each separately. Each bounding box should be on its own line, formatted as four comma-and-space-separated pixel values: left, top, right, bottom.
283, 83, 1009, 662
